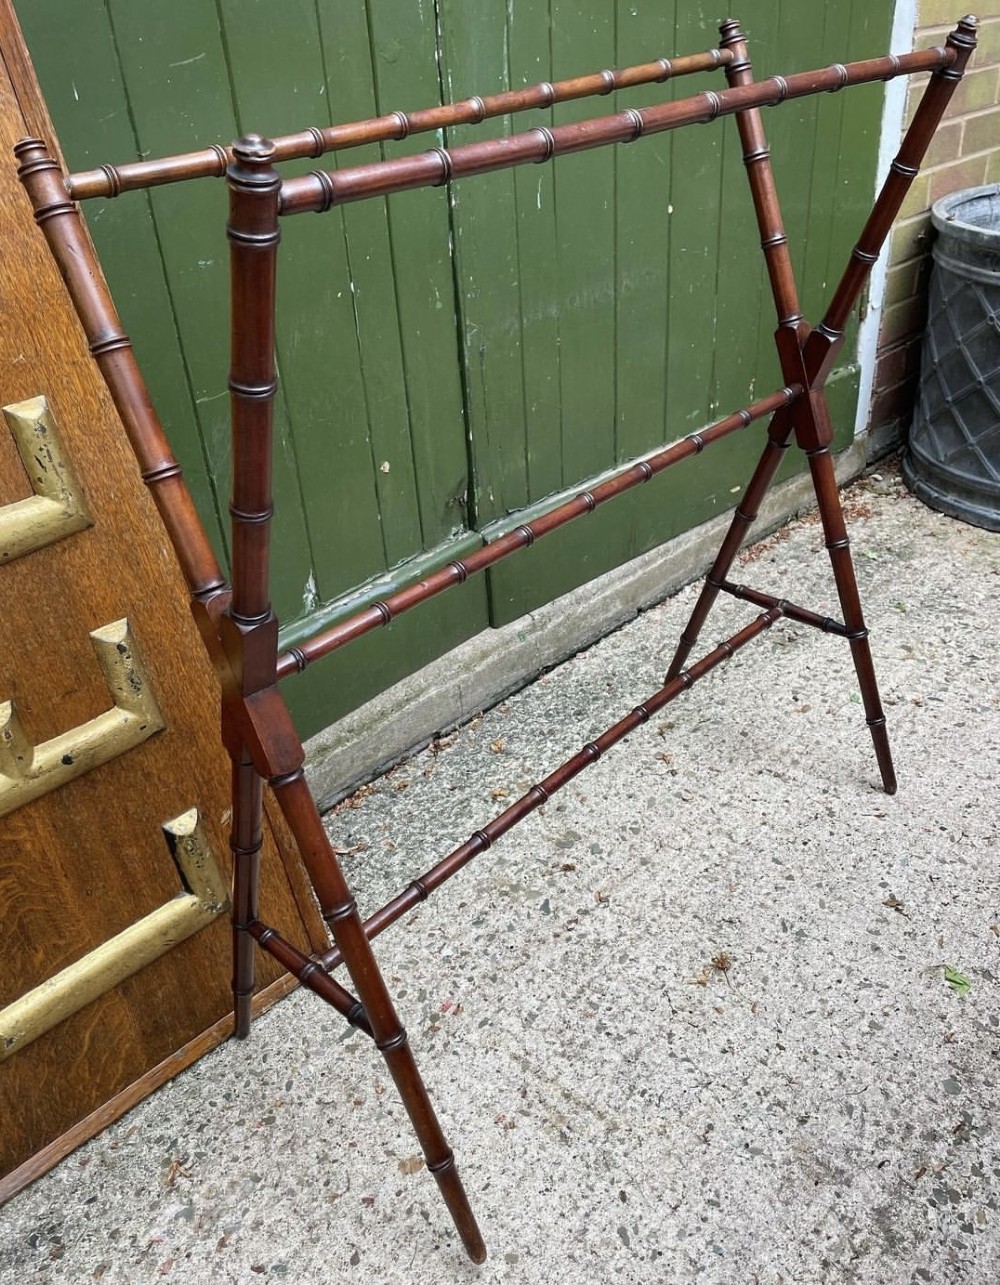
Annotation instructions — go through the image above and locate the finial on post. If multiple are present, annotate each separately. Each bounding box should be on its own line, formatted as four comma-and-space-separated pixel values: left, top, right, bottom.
943, 15, 978, 76
718, 18, 745, 47
227, 134, 280, 195
233, 133, 275, 162
231, 133, 276, 170
718, 18, 751, 77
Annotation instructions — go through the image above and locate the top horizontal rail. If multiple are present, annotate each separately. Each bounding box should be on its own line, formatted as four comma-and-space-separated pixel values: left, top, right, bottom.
64, 46, 733, 201
280, 45, 956, 215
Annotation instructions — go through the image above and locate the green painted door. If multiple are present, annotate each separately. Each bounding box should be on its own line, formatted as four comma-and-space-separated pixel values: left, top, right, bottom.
16, 0, 893, 737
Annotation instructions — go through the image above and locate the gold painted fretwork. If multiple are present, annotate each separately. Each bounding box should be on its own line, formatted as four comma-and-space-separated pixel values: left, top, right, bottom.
1, 395, 92, 563
0, 810, 229, 1062
0, 618, 165, 818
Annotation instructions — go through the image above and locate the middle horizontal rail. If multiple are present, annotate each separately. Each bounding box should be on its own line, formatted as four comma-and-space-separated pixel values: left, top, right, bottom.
276, 384, 801, 678
318, 606, 783, 973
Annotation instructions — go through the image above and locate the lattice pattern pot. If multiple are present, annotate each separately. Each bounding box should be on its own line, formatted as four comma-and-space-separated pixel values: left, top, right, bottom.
904, 183, 1000, 531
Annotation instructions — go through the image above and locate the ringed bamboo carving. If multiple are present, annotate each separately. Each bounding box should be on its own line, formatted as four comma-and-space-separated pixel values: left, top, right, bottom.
64, 46, 736, 201
14, 13, 978, 1263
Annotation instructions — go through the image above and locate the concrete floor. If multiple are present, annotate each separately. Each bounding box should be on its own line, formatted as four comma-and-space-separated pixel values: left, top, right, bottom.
2, 464, 998, 1285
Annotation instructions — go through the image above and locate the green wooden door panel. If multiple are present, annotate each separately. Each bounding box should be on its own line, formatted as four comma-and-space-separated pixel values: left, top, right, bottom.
481, 0, 892, 625
613, 1, 680, 467
17, 0, 893, 737
547, 3, 618, 492
361, 0, 471, 556
439, 0, 530, 526
508, 4, 562, 505
264, 1, 390, 605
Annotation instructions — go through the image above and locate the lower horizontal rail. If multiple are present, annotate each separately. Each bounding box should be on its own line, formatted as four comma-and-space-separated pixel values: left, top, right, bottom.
277, 385, 800, 678
250, 920, 372, 1036
717, 579, 850, 635
319, 606, 782, 972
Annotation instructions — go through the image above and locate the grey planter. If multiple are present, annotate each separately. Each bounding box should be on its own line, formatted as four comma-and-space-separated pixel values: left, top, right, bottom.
903, 183, 1000, 531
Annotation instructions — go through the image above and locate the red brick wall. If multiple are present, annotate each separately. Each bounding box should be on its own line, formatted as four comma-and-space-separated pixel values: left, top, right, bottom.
866, 4, 1000, 446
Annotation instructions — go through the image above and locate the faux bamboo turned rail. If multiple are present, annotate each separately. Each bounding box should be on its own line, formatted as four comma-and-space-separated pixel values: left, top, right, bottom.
14, 139, 228, 613
317, 607, 783, 975
15, 12, 979, 1266
276, 383, 801, 677
65, 46, 734, 201
279, 44, 956, 214
249, 919, 371, 1034
715, 581, 851, 636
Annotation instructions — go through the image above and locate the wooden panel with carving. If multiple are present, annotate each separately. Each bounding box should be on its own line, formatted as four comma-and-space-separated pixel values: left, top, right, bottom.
0, 1, 325, 1195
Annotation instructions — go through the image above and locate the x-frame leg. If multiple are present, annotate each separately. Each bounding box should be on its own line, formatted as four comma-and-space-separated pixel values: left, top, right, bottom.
667, 17, 976, 795
219, 138, 487, 1262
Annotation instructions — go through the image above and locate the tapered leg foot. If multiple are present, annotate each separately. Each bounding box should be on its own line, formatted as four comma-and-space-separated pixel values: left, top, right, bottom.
233, 980, 253, 1039
429, 1154, 487, 1262
808, 448, 897, 796
865, 708, 897, 795
274, 772, 486, 1259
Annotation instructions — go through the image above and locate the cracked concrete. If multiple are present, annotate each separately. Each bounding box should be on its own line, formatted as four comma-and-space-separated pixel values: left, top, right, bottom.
1, 463, 998, 1284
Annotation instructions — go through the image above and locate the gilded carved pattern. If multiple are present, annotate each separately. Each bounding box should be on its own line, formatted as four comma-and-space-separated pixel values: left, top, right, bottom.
0, 395, 92, 563
0, 618, 166, 817
0, 810, 229, 1062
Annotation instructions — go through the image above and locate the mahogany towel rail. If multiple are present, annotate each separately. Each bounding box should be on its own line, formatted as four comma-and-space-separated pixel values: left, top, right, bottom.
15, 16, 977, 1262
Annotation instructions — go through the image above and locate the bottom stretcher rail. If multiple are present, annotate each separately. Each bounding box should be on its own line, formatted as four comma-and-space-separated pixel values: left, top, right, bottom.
318, 607, 783, 976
